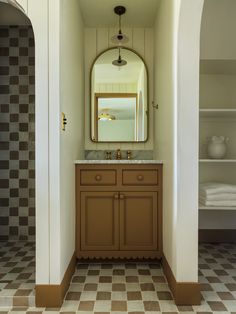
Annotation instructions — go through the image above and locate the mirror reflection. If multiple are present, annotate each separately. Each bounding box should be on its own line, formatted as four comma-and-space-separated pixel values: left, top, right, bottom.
91, 47, 148, 142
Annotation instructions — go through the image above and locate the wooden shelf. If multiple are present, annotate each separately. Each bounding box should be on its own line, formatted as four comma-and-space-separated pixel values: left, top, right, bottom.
199, 159, 236, 163
200, 109, 236, 119
199, 205, 236, 211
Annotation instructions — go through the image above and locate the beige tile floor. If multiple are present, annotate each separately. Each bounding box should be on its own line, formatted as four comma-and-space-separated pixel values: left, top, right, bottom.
0, 242, 236, 313
0, 241, 35, 308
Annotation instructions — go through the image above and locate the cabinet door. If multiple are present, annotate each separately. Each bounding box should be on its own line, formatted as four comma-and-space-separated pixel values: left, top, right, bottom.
81, 192, 119, 251
120, 192, 158, 251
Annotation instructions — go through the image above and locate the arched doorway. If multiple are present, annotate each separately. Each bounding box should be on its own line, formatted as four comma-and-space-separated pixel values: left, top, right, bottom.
178, 0, 236, 309
0, 0, 36, 307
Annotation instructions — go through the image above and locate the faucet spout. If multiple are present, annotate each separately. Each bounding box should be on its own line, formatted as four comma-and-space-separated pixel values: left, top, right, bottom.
116, 149, 122, 160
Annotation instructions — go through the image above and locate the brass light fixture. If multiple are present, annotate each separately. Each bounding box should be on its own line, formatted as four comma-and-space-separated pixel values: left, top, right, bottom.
112, 47, 127, 67
111, 6, 129, 44
98, 112, 116, 121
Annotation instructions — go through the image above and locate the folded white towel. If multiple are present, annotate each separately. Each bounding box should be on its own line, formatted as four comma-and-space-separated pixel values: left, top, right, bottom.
199, 192, 236, 201
199, 197, 236, 207
199, 182, 236, 196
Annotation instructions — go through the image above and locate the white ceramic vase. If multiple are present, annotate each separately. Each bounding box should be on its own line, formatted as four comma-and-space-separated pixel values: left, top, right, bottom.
207, 136, 229, 159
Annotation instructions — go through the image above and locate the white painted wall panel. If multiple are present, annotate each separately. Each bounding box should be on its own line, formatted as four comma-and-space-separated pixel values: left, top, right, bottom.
97, 28, 109, 54
48, 0, 61, 284
154, 0, 177, 281
201, 0, 236, 59
59, 0, 85, 282
176, 0, 204, 282
28, 0, 50, 284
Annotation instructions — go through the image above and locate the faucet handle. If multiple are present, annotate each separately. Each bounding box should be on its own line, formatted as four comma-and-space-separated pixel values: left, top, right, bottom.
127, 150, 132, 160
105, 151, 112, 160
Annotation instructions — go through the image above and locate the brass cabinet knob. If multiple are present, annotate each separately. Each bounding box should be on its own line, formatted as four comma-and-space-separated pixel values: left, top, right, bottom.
95, 175, 102, 181
137, 175, 144, 181
114, 194, 119, 200
120, 194, 125, 200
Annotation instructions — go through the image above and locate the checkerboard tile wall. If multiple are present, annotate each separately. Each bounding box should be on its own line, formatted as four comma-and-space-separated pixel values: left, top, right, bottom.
0, 26, 35, 241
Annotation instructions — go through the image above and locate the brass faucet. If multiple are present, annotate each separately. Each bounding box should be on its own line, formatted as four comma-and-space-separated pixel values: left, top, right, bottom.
116, 149, 122, 160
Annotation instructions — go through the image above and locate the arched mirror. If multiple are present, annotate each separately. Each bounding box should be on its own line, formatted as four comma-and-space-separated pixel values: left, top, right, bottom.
90, 47, 148, 142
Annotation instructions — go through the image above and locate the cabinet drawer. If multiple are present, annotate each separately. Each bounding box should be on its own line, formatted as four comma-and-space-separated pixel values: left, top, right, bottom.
122, 169, 158, 186
80, 169, 117, 186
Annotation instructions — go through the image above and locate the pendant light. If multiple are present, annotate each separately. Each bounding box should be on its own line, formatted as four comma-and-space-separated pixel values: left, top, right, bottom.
112, 47, 127, 67
111, 6, 129, 45
98, 113, 116, 121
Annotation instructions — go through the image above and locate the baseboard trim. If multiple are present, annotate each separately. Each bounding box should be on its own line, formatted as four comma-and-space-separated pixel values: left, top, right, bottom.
162, 255, 201, 305
35, 252, 76, 307
199, 229, 236, 243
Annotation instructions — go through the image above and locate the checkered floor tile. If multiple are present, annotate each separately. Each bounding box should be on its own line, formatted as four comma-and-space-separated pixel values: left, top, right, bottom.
0, 241, 35, 308
0, 242, 236, 313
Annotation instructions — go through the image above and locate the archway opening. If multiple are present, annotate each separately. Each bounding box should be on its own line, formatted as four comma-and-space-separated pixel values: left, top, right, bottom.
0, 1, 36, 307
198, 0, 236, 306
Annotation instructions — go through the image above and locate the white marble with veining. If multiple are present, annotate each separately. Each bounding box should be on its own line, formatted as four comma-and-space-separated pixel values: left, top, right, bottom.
74, 160, 163, 164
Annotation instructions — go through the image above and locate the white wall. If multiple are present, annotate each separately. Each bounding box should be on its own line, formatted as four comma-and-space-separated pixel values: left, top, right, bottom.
22, 0, 50, 285
59, 0, 84, 281
176, 0, 204, 282
200, 74, 236, 109
85, 27, 154, 151
201, 0, 236, 60
154, 0, 177, 279
154, 0, 204, 283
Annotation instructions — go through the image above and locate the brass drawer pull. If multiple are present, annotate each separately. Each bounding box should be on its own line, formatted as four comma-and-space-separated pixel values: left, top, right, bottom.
95, 175, 102, 181
137, 175, 144, 181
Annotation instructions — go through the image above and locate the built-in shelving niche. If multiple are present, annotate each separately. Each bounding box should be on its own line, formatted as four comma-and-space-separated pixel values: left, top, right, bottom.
199, 59, 236, 213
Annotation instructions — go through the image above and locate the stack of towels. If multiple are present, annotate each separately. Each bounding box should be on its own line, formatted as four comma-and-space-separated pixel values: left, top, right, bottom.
199, 182, 236, 207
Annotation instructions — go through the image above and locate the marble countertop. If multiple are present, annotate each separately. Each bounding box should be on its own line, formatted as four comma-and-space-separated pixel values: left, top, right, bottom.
74, 160, 163, 164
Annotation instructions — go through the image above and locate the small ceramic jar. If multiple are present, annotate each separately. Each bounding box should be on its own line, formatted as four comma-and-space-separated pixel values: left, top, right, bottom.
207, 136, 229, 159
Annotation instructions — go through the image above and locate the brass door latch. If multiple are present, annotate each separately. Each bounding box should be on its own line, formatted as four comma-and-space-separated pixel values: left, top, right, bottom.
61, 112, 67, 131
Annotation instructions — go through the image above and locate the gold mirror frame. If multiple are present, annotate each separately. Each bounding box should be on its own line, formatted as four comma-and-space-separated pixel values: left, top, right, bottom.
90, 46, 149, 143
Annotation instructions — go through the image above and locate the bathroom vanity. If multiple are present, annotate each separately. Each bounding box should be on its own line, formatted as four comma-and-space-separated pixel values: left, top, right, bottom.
75, 161, 163, 259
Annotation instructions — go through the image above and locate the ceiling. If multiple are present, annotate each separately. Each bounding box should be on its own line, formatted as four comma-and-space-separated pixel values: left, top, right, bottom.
79, 0, 160, 28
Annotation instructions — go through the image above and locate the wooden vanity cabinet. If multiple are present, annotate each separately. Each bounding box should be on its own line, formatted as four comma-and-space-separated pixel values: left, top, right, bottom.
76, 164, 162, 259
